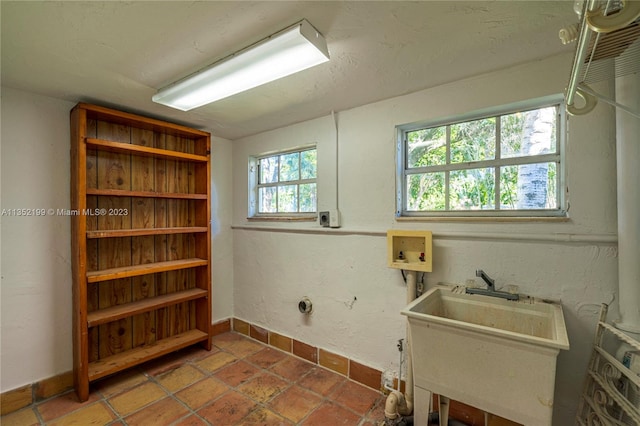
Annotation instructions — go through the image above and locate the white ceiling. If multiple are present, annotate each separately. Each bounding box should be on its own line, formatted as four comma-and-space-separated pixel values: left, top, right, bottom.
1, 1, 576, 140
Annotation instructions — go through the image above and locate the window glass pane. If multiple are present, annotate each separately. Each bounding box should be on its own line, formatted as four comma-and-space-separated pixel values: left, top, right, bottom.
450, 168, 495, 210
500, 163, 557, 209
501, 107, 557, 158
259, 156, 278, 184
299, 183, 317, 212
406, 173, 445, 211
407, 126, 446, 168
301, 149, 317, 179
450, 118, 495, 163
279, 152, 299, 182
258, 187, 276, 213
278, 185, 298, 212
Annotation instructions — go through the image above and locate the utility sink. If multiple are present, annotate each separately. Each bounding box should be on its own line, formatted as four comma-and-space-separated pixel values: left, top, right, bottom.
402, 286, 570, 425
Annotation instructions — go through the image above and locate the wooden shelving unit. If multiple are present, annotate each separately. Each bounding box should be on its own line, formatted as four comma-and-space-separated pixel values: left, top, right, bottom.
70, 103, 212, 401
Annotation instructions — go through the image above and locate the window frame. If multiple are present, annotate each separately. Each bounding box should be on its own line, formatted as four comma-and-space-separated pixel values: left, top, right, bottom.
396, 95, 567, 218
248, 145, 318, 219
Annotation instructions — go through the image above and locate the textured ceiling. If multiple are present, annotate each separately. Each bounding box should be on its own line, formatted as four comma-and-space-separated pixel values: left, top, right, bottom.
1, 1, 576, 139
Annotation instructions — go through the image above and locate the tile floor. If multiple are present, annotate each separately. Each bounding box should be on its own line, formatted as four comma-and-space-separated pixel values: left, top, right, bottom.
1, 332, 386, 426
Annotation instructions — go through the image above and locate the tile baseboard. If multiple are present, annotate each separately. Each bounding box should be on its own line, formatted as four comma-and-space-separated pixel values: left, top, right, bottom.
231, 317, 383, 393
1, 317, 383, 417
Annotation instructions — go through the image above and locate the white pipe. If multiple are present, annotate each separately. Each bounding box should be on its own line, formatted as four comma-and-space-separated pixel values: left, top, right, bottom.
397, 339, 403, 392
383, 270, 417, 423
331, 110, 339, 212
403, 270, 416, 414
567, 0, 598, 107
232, 225, 618, 244
614, 71, 640, 337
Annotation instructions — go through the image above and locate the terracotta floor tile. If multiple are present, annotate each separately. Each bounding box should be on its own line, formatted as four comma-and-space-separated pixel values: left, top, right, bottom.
156, 364, 205, 392
195, 351, 237, 373
175, 377, 229, 410
197, 390, 257, 424
47, 401, 115, 426
298, 367, 346, 397
94, 370, 149, 399
270, 355, 316, 382
36, 390, 100, 422
212, 332, 246, 350
0, 407, 39, 426
223, 339, 264, 358
269, 384, 323, 423
173, 414, 209, 426
246, 347, 288, 369
237, 372, 289, 403
124, 396, 190, 426
301, 401, 361, 426
365, 396, 387, 422
213, 360, 260, 387
2, 333, 385, 426
270, 356, 315, 382
332, 380, 381, 415
242, 407, 293, 425
108, 382, 167, 416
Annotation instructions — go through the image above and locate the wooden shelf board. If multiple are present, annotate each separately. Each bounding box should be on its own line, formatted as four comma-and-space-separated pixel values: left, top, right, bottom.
86, 138, 208, 162
87, 288, 208, 327
78, 103, 210, 139
87, 227, 208, 239
88, 329, 209, 381
87, 258, 208, 283
86, 188, 207, 199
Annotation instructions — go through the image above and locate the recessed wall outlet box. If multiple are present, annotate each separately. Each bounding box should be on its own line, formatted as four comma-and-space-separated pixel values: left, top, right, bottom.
319, 211, 330, 227
319, 210, 340, 228
387, 230, 433, 272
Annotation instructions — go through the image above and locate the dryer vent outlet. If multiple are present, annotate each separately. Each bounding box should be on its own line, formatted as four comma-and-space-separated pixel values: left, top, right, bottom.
298, 297, 313, 314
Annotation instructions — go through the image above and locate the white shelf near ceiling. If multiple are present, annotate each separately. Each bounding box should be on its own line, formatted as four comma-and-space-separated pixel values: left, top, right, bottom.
564, 0, 640, 117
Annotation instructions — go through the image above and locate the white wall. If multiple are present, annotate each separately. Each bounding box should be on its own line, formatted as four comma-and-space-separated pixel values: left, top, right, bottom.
1, 88, 75, 391
210, 134, 234, 322
0, 87, 234, 392
232, 53, 619, 425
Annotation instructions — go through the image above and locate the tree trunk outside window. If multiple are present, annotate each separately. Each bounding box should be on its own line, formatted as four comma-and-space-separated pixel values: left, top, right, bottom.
517, 109, 554, 209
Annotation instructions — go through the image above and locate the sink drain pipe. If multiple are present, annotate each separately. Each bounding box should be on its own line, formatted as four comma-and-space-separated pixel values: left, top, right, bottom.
384, 270, 417, 424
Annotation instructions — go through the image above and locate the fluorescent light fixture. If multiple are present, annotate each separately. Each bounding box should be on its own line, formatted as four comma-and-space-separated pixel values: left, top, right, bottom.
152, 19, 330, 111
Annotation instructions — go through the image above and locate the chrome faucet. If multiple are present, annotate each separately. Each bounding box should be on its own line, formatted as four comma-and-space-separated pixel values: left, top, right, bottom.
466, 269, 519, 301
475, 269, 495, 291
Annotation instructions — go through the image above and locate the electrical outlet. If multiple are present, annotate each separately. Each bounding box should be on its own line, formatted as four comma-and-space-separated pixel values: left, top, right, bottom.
319, 209, 340, 228
319, 211, 330, 227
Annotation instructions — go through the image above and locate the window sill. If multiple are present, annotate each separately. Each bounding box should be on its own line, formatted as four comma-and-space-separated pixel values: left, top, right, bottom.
396, 216, 570, 223
248, 215, 317, 222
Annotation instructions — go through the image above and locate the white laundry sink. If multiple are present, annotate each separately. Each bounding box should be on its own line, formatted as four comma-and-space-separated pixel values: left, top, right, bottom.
401, 286, 569, 425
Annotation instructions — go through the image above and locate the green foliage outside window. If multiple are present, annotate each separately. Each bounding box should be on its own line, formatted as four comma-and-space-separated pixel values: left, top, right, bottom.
257, 148, 317, 214
404, 105, 560, 214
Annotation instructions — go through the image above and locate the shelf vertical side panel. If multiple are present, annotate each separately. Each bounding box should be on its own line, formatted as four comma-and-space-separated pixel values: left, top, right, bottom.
70, 106, 90, 402
186, 136, 197, 331
195, 135, 212, 349
85, 119, 100, 364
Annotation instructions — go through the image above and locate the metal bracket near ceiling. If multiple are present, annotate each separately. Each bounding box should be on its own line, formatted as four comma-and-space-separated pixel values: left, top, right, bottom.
563, 0, 640, 117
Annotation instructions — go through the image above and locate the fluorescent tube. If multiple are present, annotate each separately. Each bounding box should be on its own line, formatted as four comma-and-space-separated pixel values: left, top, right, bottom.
152, 19, 329, 111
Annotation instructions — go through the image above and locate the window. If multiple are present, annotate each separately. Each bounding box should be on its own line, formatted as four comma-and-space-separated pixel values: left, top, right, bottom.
397, 97, 565, 217
249, 147, 317, 217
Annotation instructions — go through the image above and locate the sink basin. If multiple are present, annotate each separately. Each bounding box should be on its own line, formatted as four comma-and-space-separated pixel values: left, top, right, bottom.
402, 286, 570, 425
